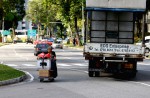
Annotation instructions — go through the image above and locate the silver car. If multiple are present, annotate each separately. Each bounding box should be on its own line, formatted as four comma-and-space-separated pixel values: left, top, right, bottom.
52, 40, 63, 49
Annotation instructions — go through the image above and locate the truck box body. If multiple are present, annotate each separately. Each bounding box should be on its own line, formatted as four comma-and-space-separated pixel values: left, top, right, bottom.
84, 0, 147, 78
84, 11, 145, 57
85, 43, 144, 55
86, 0, 146, 10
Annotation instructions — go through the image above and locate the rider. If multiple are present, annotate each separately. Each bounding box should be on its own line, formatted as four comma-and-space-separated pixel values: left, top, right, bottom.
47, 46, 57, 78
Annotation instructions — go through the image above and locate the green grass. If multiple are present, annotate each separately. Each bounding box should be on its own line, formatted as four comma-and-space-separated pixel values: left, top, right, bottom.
0, 43, 10, 47
0, 43, 4, 47
0, 64, 25, 81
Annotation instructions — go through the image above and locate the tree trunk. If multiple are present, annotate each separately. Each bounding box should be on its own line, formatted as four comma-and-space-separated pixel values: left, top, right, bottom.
0, 20, 2, 29
74, 17, 81, 46
0, 0, 3, 29
68, 24, 73, 38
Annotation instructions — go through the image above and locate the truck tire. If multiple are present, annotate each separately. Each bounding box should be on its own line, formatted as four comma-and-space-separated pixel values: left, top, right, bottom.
95, 71, 100, 77
89, 71, 94, 77
113, 60, 137, 79
88, 60, 94, 77
127, 60, 137, 78
40, 78, 44, 82
89, 59, 101, 77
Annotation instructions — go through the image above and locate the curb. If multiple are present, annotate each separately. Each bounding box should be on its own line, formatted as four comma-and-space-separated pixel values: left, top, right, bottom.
0, 75, 27, 86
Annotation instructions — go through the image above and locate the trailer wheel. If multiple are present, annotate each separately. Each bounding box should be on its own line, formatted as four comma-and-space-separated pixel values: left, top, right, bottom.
48, 78, 54, 82
40, 78, 44, 82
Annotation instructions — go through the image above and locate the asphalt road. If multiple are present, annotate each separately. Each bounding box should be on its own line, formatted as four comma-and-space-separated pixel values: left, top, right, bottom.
0, 43, 150, 98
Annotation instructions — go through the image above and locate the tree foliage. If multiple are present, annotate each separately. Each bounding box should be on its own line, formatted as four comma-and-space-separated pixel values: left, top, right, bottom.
27, 0, 85, 45
146, 0, 150, 12
0, 0, 25, 29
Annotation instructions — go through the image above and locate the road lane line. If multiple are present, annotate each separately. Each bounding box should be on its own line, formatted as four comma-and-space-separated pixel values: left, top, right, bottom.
6, 64, 18, 66
22, 64, 36, 66
133, 81, 150, 87
138, 63, 150, 65
67, 68, 88, 73
68, 68, 150, 87
23, 71, 34, 83
73, 63, 87, 66
58, 64, 71, 66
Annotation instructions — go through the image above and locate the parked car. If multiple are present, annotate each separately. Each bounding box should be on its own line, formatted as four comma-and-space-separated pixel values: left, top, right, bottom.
34, 43, 51, 56
33, 40, 41, 45
63, 37, 70, 44
52, 40, 63, 49
136, 39, 150, 53
47, 37, 55, 42
56, 38, 62, 42
13, 37, 22, 44
26, 38, 33, 44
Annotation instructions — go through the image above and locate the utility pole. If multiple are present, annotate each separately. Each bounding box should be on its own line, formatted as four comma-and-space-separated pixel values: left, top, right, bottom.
2, 16, 4, 43
0, 0, 4, 43
142, 13, 146, 47
82, 0, 85, 45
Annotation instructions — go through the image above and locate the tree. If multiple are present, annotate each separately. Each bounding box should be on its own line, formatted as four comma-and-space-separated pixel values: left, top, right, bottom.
27, 0, 85, 45
146, 0, 150, 12
0, 0, 25, 30
50, 0, 85, 46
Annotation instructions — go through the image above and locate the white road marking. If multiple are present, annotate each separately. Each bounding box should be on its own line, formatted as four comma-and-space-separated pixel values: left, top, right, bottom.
22, 64, 36, 66
58, 64, 72, 66
138, 63, 150, 66
6, 63, 88, 67
57, 57, 71, 59
23, 71, 34, 83
133, 81, 150, 87
73, 63, 87, 66
6, 64, 18, 66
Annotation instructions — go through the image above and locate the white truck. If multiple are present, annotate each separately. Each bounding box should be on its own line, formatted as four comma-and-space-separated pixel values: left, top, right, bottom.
84, 0, 147, 78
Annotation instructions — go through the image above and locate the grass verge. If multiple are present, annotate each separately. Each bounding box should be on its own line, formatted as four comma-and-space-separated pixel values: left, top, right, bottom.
0, 43, 10, 47
0, 64, 25, 81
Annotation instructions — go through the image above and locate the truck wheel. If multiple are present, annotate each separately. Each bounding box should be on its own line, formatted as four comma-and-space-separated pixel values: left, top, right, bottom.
89, 71, 94, 77
88, 60, 94, 77
95, 71, 100, 77
130, 72, 136, 78
123, 61, 137, 79
128, 60, 137, 78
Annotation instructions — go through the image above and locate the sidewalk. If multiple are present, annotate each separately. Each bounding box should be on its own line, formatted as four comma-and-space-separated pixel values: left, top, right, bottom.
64, 44, 83, 51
